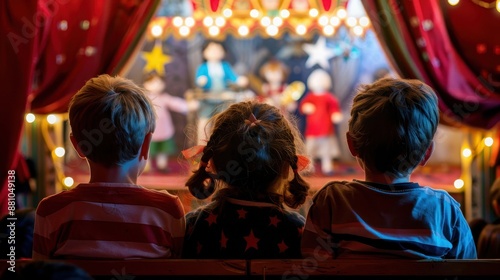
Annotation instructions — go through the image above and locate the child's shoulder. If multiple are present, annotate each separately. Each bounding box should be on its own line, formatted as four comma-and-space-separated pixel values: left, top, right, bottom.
36, 183, 183, 218
314, 180, 352, 194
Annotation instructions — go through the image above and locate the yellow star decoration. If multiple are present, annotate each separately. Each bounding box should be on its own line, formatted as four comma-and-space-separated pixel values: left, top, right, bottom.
141, 43, 171, 75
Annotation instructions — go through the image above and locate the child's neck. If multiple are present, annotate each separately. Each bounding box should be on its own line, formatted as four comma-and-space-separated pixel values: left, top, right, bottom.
87, 160, 141, 185
363, 171, 411, 185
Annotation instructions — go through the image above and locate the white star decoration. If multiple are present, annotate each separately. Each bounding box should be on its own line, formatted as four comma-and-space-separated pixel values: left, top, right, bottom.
303, 36, 337, 69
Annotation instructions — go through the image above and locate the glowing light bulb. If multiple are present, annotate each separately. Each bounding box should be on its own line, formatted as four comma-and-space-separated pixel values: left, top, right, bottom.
462, 148, 472, 158
54, 147, 65, 157
208, 26, 220, 36
318, 16, 329, 26
353, 26, 364, 36
173, 16, 183, 27
359, 16, 370, 27
484, 137, 494, 147
238, 25, 249, 36
309, 9, 319, 17
64, 177, 74, 187
272, 17, 283, 27
179, 26, 190, 36
151, 25, 163, 37
184, 17, 195, 27
266, 25, 279, 37
26, 113, 35, 123
215, 17, 226, 27
454, 179, 464, 189
261, 16, 271, 27
280, 9, 290, 18
47, 114, 58, 124
323, 25, 335, 36
203, 16, 214, 27
223, 8, 232, 17
346, 17, 357, 27
330, 17, 340, 27
336, 8, 347, 19
448, 0, 460, 6
296, 24, 307, 35
250, 9, 260, 18
497, 0, 500, 13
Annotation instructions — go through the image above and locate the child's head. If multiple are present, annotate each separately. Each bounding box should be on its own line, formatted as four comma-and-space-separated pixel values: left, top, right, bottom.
143, 72, 166, 94
348, 78, 439, 177
307, 69, 331, 93
259, 59, 289, 84
68, 74, 156, 166
201, 39, 226, 62
186, 101, 310, 208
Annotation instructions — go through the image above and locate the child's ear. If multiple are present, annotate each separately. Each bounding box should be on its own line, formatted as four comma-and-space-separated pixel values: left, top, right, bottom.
139, 132, 153, 161
69, 133, 87, 159
419, 140, 435, 166
346, 131, 358, 157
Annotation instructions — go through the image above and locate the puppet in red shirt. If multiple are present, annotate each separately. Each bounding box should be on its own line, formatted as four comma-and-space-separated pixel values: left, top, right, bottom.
299, 69, 342, 175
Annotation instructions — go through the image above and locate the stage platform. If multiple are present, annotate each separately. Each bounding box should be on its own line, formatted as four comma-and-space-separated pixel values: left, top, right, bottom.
65, 157, 463, 215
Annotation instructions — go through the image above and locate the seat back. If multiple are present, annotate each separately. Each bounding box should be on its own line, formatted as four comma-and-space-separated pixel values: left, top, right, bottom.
478, 224, 500, 258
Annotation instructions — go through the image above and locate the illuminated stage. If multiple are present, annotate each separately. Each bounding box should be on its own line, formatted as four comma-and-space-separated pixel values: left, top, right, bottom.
66, 157, 463, 214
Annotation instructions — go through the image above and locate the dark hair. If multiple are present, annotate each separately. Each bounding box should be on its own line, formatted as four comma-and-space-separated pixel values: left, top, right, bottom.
142, 72, 165, 84
200, 39, 226, 62
185, 101, 310, 208
348, 78, 439, 177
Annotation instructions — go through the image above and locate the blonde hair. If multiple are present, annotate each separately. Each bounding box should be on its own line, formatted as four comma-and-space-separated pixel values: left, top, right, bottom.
259, 59, 289, 82
348, 78, 439, 177
186, 101, 310, 209
68, 74, 156, 166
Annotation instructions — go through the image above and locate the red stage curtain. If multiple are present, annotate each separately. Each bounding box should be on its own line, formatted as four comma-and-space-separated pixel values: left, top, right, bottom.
0, 0, 159, 216
361, 0, 500, 130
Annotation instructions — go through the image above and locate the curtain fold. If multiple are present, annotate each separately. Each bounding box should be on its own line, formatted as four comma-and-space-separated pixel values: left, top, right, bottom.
361, 0, 500, 130
0, 0, 159, 216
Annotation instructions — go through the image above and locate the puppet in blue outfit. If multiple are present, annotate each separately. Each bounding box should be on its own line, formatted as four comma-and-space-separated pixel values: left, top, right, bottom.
194, 39, 248, 144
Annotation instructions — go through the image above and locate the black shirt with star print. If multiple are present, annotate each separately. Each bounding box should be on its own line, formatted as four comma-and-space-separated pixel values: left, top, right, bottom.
183, 197, 305, 259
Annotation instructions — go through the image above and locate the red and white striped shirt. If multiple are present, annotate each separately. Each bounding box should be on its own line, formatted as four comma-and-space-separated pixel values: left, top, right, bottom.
33, 183, 185, 259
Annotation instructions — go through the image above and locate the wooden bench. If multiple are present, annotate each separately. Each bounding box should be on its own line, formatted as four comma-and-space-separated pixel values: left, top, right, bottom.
1, 259, 499, 279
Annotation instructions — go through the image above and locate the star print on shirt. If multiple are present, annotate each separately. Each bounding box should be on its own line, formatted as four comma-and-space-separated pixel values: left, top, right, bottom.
277, 240, 288, 253
221, 230, 228, 249
297, 226, 304, 236
206, 213, 218, 226
237, 208, 247, 219
244, 230, 260, 251
269, 215, 280, 227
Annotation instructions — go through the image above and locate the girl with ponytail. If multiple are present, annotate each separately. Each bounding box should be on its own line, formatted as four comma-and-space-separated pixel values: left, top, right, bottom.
181, 101, 311, 259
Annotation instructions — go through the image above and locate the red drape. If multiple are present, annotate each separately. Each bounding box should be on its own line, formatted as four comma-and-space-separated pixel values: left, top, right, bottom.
361, 0, 500, 130
0, 0, 159, 216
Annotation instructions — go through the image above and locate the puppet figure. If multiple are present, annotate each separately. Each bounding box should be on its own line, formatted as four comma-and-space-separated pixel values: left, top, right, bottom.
194, 39, 249, 143
258, 59, 298, 116
299, 69, 342, 176
143, 73, 190, 173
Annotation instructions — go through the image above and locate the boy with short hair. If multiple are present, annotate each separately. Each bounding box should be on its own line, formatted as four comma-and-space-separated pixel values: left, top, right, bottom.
33, 74, 185, 259
301, 78, 477, 259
